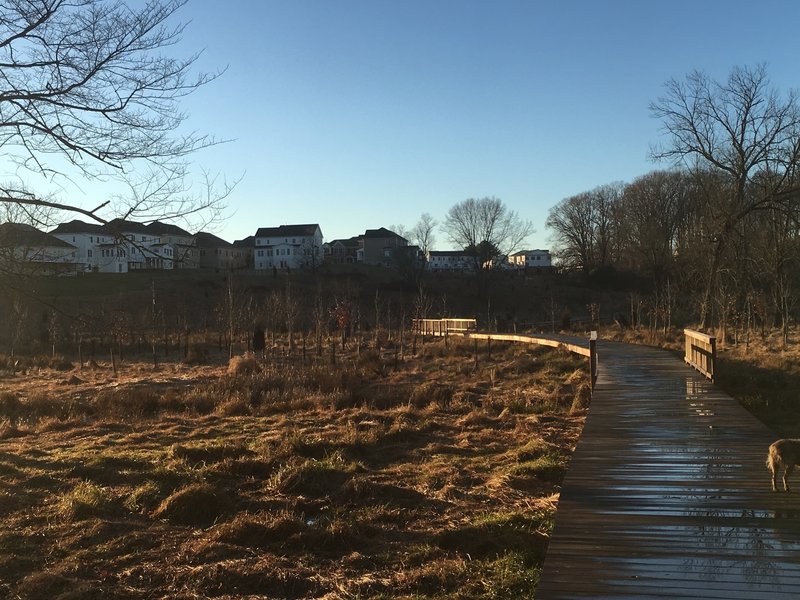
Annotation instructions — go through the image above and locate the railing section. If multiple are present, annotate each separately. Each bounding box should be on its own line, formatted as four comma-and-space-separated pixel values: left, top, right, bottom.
684, 328, 716, 382
412, 318, 598, 390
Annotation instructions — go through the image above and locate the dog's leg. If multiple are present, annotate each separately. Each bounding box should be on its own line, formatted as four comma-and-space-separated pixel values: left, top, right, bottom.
784, 464, 794, 493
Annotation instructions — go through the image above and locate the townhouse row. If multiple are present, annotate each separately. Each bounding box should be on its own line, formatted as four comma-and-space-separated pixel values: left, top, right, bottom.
0, 219, 551, 274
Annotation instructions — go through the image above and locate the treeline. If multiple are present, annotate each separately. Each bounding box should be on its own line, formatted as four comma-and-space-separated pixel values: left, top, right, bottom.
548, 64, 800, 343
548, 168, 800, 341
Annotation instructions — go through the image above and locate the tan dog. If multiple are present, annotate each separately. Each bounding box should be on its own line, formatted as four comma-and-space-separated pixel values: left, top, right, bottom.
767, 439, 800, 492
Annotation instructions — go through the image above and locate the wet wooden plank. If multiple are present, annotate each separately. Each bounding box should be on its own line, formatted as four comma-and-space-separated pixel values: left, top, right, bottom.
537, 341, 800, 599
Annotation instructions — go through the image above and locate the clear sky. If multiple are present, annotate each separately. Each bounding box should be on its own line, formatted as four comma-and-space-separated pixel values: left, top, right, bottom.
128, 1, 800, 248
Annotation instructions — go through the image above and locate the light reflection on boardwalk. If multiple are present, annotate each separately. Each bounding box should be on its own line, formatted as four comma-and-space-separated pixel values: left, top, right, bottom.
536, 341, 800, 599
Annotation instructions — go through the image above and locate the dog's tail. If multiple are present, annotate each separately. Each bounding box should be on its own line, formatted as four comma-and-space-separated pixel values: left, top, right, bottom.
767, 443, 782, 473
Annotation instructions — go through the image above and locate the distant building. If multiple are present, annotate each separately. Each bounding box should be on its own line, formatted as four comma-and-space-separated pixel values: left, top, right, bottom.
254, 224, 323, 270
196, 232, 247, 270
426, 250, 475, 272
1, 223, 78, 274
324, 237, 361, 264
50, 220, 110, 272
233, 236, 255, 269
359, 227, 407, 267
146, 221, 198, 269
508, 249, 552, 269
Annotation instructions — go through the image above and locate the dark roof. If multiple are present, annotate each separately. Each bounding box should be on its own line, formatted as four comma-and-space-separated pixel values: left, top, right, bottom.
428, 250, 473, 257
0, 223, 76, 248
50, 219, 106, 235
510, 249, 550, 256
255, 224, 321, 238
195, 232, 232, 248
363, 227, 407, 242
328, 236, 361, 248
233, 236, 254, 248
147, 221, 193, 237
105, 218, 151, 235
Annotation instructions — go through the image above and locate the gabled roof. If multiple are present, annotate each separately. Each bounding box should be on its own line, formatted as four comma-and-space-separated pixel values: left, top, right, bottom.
428, 250, 473, 257
255, 224, 321, 238
327, 236, 361, 248
362, 227, 406, 242
0, 223, 76, 248
105, 218, 151, 235
510, 249, 550, 256
195, 232, 233, 248
233, 236, 254, 248
147, 221, 192, 237
50, 219, 106, 235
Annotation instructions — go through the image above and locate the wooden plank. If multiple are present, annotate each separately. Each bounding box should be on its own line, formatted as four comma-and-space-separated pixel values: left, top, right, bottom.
536, 341, 800, 599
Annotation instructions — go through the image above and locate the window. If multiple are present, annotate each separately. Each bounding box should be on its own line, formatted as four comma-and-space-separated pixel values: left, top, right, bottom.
257, 250, 264, 257
90, 236, 93, 243
87, 250, 92, 258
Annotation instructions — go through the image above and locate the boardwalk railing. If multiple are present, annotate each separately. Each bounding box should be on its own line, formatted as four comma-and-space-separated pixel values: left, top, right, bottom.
412, 318, 598, 390
412, 318, 477, 336
684, 328, 716, 382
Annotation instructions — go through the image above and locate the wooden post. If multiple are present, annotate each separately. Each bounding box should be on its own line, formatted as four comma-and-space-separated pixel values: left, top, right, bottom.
589, 338, 597, 390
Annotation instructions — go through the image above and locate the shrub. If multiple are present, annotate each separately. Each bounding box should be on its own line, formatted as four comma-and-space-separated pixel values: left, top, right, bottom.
0, 392, 22, 418
227, 353, 258, 376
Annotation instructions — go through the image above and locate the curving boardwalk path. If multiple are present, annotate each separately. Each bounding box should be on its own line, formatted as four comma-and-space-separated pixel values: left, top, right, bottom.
536, 341, 800, 599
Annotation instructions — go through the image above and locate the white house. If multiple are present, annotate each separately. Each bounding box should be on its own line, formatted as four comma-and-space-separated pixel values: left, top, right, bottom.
508, 249, 552, 269
147, 221, 198, 268
254, 224, 323, 271
51, 220, 112, 272
426, 250, 475, 272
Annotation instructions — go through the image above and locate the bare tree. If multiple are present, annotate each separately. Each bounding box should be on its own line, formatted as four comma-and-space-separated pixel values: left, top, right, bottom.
442, 197, 533, 271
651, 64, 800, 328
0, 0, 231, 228
546, 192, 596, 272
618, 170, 692, 280
410, 212, 437, 255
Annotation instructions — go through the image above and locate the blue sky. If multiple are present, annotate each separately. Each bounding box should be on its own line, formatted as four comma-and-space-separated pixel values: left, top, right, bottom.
66, 1, 800, 248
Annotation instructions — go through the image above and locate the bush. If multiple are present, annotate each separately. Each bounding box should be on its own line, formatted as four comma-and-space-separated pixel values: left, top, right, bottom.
227, 353, 258, 376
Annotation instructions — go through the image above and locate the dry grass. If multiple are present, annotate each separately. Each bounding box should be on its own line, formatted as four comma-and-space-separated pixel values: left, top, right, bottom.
0, 339, 587, 599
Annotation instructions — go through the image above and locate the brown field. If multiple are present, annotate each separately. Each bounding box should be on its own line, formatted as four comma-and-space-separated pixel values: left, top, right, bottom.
0, 339, 590, 599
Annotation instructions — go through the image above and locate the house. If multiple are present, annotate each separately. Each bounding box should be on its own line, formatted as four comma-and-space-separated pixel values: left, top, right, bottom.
196, 232, 247, 270
0, 223, 79, 274
233, 236, 255, 269
98, 219, 155, 272
508, 249, 552, 269
359, 227, 407, 267
50, 220, 111, 272
254, 224, 323, 271
324, 237, 360, 264
147, 221, 198, 269
426, 250, 475, 272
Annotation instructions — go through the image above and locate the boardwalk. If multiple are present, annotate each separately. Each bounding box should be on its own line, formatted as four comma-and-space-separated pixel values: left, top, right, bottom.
537, 341, 800, 599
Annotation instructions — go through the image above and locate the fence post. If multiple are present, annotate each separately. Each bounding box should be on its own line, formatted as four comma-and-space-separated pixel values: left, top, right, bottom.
589, 338, 597, 390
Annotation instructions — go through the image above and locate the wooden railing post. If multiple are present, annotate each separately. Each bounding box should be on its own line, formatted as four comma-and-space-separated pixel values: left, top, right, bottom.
589, 338, 597, 390
684, 329, 716, 382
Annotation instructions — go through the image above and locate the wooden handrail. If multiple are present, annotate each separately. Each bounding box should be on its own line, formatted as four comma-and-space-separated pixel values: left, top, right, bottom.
412, 318, 598, 390
684, 328, 716, 382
